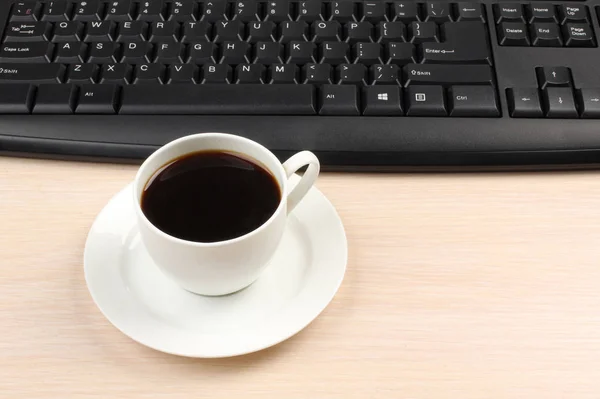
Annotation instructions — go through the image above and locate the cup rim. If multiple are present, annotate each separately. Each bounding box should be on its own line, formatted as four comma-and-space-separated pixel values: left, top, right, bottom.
132, 132, 288, 248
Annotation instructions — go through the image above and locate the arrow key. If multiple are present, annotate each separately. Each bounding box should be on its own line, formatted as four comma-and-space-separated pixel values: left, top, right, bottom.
536, 66, 571, 89
543, 87, 577, 118
577, 89, 600, 118
507, 88, 543, 118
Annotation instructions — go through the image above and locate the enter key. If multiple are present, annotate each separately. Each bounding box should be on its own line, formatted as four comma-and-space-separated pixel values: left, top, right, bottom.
421, 21, 492, 64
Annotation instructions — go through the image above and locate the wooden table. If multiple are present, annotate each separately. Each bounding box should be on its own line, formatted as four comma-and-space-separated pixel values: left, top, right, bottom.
2, 156, 600, 398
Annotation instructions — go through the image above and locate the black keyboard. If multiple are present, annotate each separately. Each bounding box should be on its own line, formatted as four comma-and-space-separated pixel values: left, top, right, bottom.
2, 0, 600, 170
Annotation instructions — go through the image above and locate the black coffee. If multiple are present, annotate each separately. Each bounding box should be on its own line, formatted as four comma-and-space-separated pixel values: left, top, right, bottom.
141, 150, 281, 243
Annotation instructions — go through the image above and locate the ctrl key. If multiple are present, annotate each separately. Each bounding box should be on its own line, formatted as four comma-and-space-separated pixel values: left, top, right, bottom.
0, 83, 35, 113
75, 84, 120, 114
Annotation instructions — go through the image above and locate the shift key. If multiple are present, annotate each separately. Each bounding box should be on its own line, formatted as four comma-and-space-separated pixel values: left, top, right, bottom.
0, 42, 53, 63
0, 63, 65, 83
403, 64, 494, 87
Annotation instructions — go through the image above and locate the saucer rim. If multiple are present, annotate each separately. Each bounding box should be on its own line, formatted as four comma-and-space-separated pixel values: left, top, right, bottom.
83, 179, 348, 358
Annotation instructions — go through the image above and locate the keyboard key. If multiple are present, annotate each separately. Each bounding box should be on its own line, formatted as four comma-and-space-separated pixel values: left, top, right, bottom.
403, 64, 494, 86
310, 21, 341, 43
369, 64, 400, 85
352, 43, 382, 65
456, 2, 484, 22
73, 0, 103, 21
87, 42, 120, 63
121, 42, 153, 63
320, 42, 349, 64
54, 41, 87, 62
498, 22, 530, 46
269, 64, 298, 84
577, 89, 600, 118
0, 42, 53, 63
527, 3, 557, 23
362, 85, 403, 115
84, 21, 117, 42
32, 84, 77, 114
137, 0, 166, 22
100, 63, 132, 83
214, 20, 244, 42
286, 41, 316, 63
201, 0, 230, 22
362, 2, 388, 23
392, 1, 420, 23
424, 2, 452, 23
530, 23, 562, 47
220, 41, 251, 64
51, 21, 85, 42
235, 64, 266, 84
337, 63, 367, 85
134, 63, 165, 83
303, 63, 333, 84
377, 21, 406, 43
187, 42, 218, 63
155, 42, 184, 63
181, 21, 212, 42
202, 64, 232, 83
117, 21, 148, 42
536, 67, 571, 89
0, 63, 65, 83
279, 21, 309, 43
563, 23, 595, 47
105, 0, 134, 21
67, 63, 98, 82
169, 1, 197, 22
422, 22, 491, 64
345, 21, 374, 43
233, 0, 260, 22
408, 21, 438, 43
119, 84, 317, 114
543, 87, 578, 118
319, 84, 359, 115
559, 4, 588, 24
330, 1, 357, 22
149, 21, 179, 42
265, 0, 292, 22
254, 42, 283, 63
41, 1, 73, 21
297, 0, 324, 22
4, 22, 51, 42
406, 85, 446, 116
0, 83, 34, 113
76, 84, 120, 114
448, 85, 499, 117
494, 3, 524, 23
247, 21, 276, 42
167, 63, 198, 83
386, 42, 416, 65
507, 88, 543, 118
10, 1, 42, 22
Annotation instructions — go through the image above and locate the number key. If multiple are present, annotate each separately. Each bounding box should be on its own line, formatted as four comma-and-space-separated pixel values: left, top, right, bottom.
201, 0, 230, 22
42, 1, 72, 21
105, 0, 134, 21
169, 1, 197, 22
137, 0, 165, 22
73, 0, 103, 21
233, 0, 260, 22
330, 1, 357, 23
265, 0, 293, 22
298, 0, 324, 21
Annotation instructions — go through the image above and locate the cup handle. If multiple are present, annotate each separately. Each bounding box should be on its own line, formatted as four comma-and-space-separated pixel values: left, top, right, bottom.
282, 151, 320, 214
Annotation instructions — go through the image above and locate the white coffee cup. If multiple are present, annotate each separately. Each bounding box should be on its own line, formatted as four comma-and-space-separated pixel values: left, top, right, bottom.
132, 133, 320, 296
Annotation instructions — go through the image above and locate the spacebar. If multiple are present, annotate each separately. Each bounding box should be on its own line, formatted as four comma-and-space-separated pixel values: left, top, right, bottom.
120, 84, 317, 115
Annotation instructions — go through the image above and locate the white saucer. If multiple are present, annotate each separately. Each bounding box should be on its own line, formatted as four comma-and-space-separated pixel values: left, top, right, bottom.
83, 178, 347, 358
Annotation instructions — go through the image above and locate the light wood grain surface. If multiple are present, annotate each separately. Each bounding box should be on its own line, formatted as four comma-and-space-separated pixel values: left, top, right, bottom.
2, 156, 600, 399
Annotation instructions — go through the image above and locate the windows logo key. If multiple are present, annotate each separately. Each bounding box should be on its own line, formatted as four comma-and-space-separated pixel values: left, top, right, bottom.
377, 93, 388, 101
